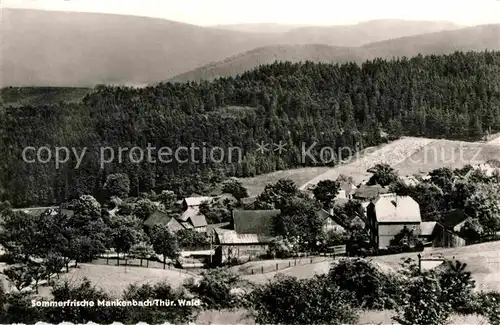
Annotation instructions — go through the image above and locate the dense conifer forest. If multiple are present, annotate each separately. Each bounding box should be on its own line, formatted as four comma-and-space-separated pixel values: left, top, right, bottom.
1, 51, 500, 207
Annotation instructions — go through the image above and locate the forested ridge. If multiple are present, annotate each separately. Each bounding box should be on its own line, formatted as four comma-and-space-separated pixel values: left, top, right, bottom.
1, 51, 500, 207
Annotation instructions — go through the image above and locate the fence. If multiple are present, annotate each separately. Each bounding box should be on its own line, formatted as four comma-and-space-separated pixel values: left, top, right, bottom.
244, 246, 347, 276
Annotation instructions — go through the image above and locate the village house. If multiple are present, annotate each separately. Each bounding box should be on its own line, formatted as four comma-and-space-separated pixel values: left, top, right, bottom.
400, 175, 420, 187
366, 193, 422, 249
316, 208, 347, 233
212, 209, 280, 264
178, 206, 208, 232
318, 198, 367, 232
144, 209, 185, 232
339, 180, 357, 199
182, 195, 214, 209
354, 184, 389, 202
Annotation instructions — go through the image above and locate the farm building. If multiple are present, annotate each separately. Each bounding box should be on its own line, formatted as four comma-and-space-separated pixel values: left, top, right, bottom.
212, 209, 280, 264
144, 209, 184, 232
231, 209, 280, 234
212, 228, 270, 264
419, 221, 466, 248
178, 207, 208, 232
441, 209, 469, 233
366, 193, 422, 249
354, 184, 389, 201
182, 196, 214, 209
316, 209, 347, 233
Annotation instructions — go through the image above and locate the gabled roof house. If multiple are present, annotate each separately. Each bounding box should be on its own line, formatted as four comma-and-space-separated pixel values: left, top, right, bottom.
366, 193, 422, 249
179, 207, 208, 232
144, 209, 185, 232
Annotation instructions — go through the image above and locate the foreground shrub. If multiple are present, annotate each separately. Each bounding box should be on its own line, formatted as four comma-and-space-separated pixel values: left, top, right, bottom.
328, 258, 401, 309
394, 272, 451, 325
437, 260, 476, 313
251, 274, 358, 325
0, 291, 44, 324
184, 268, 243, 310
471, 292, 500, 325
121, 282, 197, 323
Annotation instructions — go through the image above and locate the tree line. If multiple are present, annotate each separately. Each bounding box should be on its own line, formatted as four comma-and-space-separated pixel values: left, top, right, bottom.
1, 51, 500, 207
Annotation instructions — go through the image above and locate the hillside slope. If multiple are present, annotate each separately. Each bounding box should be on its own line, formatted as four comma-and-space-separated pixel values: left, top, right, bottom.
240, 136, 500, 197
1, 9, 277, 87
170, 44, 369, 82
1, 10, 465, 87
281, 19, 461, 47
363, 24, 500, 58
171, 24, 500, 82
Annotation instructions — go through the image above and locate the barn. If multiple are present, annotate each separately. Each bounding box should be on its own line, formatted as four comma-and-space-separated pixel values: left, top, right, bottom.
212, 209, 280, 264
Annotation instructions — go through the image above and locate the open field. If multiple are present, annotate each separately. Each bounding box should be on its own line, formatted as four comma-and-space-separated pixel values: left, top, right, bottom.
239, 167, 330, 196
300, 137, 436, 189
229, 256, 330, 275
240, 241, 500, 292
487, 132, 500, 145
393, 139, 500, 175
242, 258, 335, 283
34, 263, 198, 298
239, 136, 500, 197
373, 241, 500, 292
239, 137, 436, 196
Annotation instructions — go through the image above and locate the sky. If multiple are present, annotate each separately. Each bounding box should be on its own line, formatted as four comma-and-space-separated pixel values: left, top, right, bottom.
3, 0, 500, 26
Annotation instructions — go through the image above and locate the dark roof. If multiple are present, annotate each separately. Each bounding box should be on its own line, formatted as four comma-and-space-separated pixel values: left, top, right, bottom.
354, 185, 388, 200
144, 209, 184, 231
316, 209, 349, 229
232, 209, 280, 237
441, 209, 468, 229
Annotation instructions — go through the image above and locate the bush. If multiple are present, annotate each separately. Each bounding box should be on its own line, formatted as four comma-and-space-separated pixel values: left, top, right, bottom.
437, 260, 476, 313
0, 292, 44, 324
469, 292, 500, 325
251, 274, 358, 325
121, 282, 197, 323
184, 268, 242, 310
327, 258, 400, 310
394, 272, 452, 325
266, 237, 294, 258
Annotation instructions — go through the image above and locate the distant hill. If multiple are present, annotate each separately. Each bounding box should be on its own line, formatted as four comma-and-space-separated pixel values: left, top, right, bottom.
1, 9, 277, 87
1, 9, 466, 87
362, 24, 500, 58
170, 24, 500, 82
281, 19, 462, 47
210, 23, 306, 33
170, 44, 369, 82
